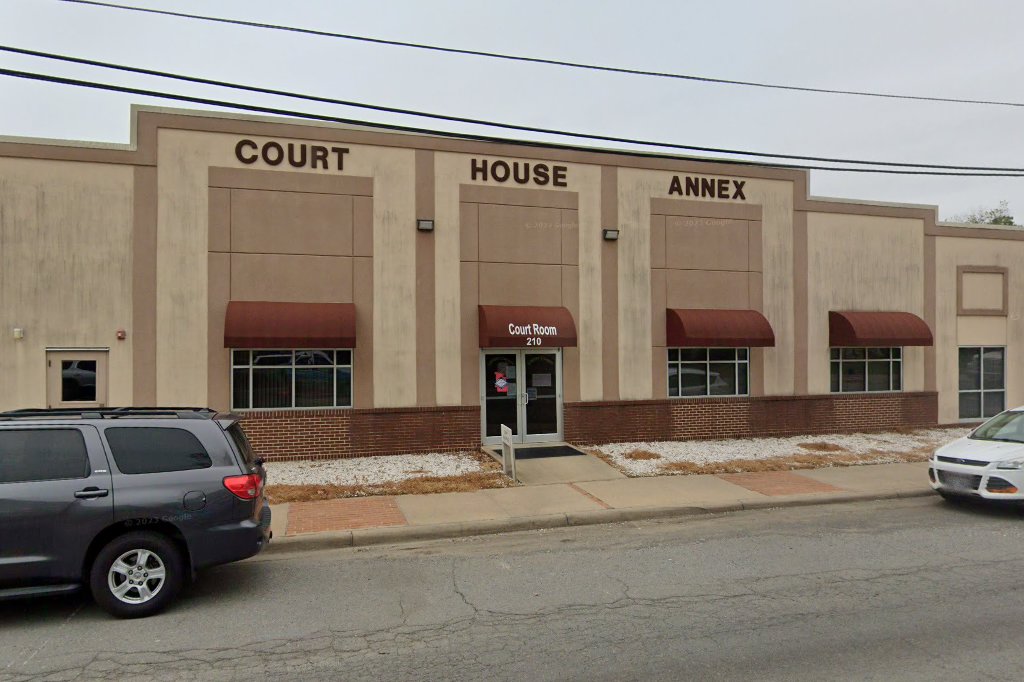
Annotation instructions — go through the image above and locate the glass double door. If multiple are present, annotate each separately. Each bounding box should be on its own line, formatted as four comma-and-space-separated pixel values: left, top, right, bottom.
482, 350, 561, 444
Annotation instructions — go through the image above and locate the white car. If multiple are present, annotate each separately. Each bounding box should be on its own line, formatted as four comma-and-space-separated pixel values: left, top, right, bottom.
930, 407, 1024, 500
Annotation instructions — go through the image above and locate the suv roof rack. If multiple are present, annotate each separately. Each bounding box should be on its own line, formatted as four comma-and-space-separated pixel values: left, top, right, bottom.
0, 407, 219, 421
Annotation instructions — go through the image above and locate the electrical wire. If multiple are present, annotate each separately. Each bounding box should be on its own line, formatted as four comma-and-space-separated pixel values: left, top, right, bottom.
1, 67, 1022, 177
58, 0, 1024, 109
2, 46, 1022, 174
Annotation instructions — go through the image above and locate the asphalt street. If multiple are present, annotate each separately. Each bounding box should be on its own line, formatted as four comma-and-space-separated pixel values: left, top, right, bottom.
4, 495, 1024, 681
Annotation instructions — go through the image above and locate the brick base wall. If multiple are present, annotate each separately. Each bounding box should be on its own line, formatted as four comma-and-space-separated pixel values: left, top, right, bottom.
240, 392, 938, 461
564, 392, 938, 445
239, 405, 481, 461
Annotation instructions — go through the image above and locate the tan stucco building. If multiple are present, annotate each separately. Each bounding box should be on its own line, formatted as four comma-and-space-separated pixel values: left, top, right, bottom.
1, 107, 1020, 460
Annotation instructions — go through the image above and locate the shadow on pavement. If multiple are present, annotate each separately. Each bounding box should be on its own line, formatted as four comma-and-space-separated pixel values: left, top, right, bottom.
0, 557, 269, 625
933, 494, 1024, 520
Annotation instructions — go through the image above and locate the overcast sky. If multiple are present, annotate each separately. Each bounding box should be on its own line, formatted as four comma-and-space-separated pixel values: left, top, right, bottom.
0, 0, 1021, 220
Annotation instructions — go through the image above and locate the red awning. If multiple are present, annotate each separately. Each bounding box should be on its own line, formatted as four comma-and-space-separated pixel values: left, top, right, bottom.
478, 305, 577, 347
828, 311, 932, 347
666, 309, 775, 347
225, 301, 356, 348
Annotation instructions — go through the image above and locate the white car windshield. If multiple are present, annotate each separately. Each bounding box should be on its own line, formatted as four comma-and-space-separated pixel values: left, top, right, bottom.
970, 411, 1024, 444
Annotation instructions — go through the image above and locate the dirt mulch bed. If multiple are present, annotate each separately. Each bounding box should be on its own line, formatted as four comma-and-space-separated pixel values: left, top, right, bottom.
266, 451, 512, 504
593, 446, 934, 477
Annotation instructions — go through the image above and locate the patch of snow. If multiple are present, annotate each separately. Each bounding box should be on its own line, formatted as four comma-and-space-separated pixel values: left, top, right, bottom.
265, 451, 486, 486
593, 428, 972, 477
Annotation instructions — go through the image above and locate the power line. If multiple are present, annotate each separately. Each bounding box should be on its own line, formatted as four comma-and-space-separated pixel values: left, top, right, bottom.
2, 45, 1023, 175
1, 67, 1021, 177
59, 0, 1024, 109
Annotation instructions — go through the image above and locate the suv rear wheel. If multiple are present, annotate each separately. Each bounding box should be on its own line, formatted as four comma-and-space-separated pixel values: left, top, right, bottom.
89, 532, 183, 618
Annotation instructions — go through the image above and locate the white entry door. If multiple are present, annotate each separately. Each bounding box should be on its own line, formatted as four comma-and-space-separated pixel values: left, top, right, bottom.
481, 350, 562, 445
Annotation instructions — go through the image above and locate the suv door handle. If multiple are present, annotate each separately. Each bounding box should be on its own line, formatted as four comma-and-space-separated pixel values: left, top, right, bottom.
74, 487, 109, 499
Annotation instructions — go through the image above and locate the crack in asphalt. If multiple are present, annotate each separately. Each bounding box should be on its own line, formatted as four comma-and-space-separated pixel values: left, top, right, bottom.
5, 557, 1016, 681
6, 501, 1024, 681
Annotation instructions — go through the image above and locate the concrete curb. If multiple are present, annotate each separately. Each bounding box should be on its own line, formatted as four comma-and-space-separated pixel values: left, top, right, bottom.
263, 488, 936, 555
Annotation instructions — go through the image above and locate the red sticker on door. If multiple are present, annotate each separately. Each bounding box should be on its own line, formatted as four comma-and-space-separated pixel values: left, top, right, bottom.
494, 372, 508, 393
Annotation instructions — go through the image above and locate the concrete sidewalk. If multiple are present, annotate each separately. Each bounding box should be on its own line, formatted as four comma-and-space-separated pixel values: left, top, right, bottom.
265, 462, 934, 553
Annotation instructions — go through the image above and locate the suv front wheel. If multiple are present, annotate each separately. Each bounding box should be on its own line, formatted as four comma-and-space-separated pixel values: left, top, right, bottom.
89, 532, 184, 618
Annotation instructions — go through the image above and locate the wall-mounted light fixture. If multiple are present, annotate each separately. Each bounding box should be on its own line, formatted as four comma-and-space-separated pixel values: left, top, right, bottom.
12, 327, 24, 340
602, 228, 620, 241
416, 219, 435, 232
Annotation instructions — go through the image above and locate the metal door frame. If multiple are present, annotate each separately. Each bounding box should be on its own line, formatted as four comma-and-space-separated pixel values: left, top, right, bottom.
480, 349, 562, 445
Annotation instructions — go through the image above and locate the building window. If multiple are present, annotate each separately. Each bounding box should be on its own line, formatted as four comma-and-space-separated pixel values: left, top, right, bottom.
959, 347, 1005, 420
668, 348, 749, 397
830, 347, 902, 393
231, 350, 352, 410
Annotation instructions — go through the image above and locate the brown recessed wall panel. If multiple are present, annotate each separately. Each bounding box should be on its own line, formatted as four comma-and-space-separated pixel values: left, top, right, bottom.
561, 266, 580, 323
460, 184, 578, 209
650, 198, 761, 221
562, 265, 580, 403
748, 221, 762, 272
207, 252, 231, 411
650, 268, 667, 346
749, 348, 765, 396
477, 204, 563, 265
460, 202, 478, 262
352, 196, 373, 257
561, 209, 579, 266
478, 263, 563, 307
460, 261, 480, 406
651, 347, 668, 399
665, 216, 748, 271
209, 167, 372, 196
748, 272, 763, 313
208, 188, 231, 252
650, 214, 666, 269
353, 257, 373, 408
230, 189, 353, 256
230, 253, 353, 303
665, 270, 750, 309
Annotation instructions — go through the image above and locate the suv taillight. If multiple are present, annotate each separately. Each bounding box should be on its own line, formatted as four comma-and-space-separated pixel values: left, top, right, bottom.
223, 473, 263, 500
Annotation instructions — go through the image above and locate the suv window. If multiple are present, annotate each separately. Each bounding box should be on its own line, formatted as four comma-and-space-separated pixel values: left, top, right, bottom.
226, 423, 258, 468
105, 427, 213, 474
0, 429, 90, 483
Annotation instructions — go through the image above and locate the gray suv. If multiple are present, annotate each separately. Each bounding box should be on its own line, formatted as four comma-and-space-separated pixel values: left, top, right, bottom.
0, 407, 271, 618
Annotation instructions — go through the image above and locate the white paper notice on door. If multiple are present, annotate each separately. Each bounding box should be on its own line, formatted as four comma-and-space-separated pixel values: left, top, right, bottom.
533, 373, 552, 387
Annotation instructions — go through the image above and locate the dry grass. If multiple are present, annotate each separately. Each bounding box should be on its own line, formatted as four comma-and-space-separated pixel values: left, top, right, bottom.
266, 471, 512, 504
657, 450, 932, 476
265, 449, 510, 503
797, 441, 849, 453
624, 450, 662, 461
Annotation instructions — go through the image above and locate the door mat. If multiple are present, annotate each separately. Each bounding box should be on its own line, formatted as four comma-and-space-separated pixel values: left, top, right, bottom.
513, 445, 587, 459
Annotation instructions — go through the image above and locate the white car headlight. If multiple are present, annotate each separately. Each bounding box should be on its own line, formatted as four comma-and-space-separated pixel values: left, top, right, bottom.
995, 458, 1024, 470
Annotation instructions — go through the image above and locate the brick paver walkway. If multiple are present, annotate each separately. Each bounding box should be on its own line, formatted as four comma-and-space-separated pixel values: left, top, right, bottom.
286, 496, 408, 535
717, 471, 844, 496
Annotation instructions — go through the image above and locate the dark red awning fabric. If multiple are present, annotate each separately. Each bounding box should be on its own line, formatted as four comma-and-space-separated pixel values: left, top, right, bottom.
828, 311, 932, 347
478, 305, 577, 347
224, 301, 356, 348
666, 309, 775, 347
